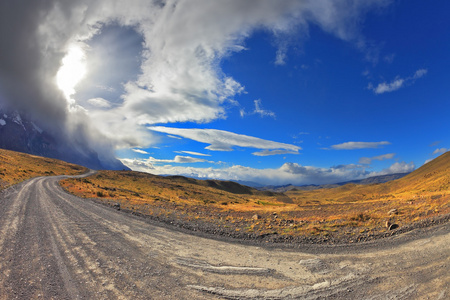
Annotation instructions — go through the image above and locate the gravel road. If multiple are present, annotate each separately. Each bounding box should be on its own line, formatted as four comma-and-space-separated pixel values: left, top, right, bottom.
0, 174, 448, 299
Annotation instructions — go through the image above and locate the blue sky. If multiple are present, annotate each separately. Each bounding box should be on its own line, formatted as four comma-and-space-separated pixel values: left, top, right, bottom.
86, 1, 450, 185
115, 0, 450, 185
2, 1, 449, 185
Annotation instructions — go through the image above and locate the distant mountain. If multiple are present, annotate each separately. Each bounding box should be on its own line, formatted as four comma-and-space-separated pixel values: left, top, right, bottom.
347, 173, 410, 185
258, 172, 410, 192
165, 175, 277, 196
232, 180, 267, 188
0, 107, 128, 170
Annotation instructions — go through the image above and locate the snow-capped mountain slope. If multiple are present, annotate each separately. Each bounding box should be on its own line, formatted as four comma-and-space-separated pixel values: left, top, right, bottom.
0, 107, 128, 170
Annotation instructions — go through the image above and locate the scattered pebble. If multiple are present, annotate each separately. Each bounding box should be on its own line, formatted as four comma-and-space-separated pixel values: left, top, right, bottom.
388, 208, 398, 215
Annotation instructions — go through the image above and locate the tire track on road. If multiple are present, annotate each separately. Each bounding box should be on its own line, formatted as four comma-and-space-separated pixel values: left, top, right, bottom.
0, 174, 448, 299
39, 176, 207, 299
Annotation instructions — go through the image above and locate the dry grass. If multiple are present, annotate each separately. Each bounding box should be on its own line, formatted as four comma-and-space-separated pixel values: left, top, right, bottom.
60, 152, 450, 240
3, 147, 446, 240
0, 148, 88, 190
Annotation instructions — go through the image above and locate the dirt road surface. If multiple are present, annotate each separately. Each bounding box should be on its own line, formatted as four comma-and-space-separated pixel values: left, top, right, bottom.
0, 174, 448, 299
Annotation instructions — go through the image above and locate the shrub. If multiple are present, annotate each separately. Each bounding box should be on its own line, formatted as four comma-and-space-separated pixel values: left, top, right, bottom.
350, 213, 370, 222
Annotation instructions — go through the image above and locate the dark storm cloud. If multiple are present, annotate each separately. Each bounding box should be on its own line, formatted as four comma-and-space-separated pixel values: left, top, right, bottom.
0, 0, 68, 130
0, 0, 392, 167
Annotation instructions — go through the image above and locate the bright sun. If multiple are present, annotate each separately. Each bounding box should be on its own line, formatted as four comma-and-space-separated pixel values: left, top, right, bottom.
56, 44, 87, 101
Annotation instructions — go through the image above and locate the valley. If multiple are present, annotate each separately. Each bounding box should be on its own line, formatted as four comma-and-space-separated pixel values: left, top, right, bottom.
60, 152, 450, 243
0, 149, 448, 298
1, 1, 449, 298
0, 171, 448, 299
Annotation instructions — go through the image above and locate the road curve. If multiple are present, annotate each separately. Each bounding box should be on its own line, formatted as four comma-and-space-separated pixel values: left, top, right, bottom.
0, 174, 448, 299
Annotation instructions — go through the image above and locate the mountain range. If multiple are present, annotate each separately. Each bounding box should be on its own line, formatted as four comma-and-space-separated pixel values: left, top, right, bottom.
256, 173, 409, 192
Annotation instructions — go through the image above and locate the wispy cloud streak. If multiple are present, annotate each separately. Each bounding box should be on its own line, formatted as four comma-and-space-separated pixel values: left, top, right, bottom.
369, 69, 428, 94
0, 0, 392, 153
359, 153, 395, 164
330, 141, 391, 150
149, 126, 301, 153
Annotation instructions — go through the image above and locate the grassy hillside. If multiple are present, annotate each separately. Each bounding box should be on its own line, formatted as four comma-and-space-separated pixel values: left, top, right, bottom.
2, 147, 446, 241
287, 152, 450, 215
60, 170, 281, 209
0, 148, 88, 190
60, 152, 450, 241
389, 151, 450, 193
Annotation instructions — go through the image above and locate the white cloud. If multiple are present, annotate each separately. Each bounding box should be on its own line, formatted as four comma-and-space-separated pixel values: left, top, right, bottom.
171, 156, 209, 163
253, 99, 276, 118
377, 161, 415, 175
95, 85, 116, 92
88, 97, 112, 108
252, 150, 299, 156
275, 47, 288, 65
359, 153, 395, 164
121, 156, 416, 186
370, 78, 405, 94
414, 69, 428, 78
0, 0, 392, 162
121, 159, 372, 186
330, 141, 391, 150
149, 126, 301, 153
432, 148, 448, 155
175, 150, 211, 157
131, 148, 149, 154
122, 159, 415, 186
239, 99, 276, 119
128, 155, 210, 165
369, 68, 428, 94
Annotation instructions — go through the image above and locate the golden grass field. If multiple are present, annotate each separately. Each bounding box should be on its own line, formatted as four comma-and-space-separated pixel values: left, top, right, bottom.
0, 148, 87, 189
0, 147, 448, 241
59, 152, 450, 241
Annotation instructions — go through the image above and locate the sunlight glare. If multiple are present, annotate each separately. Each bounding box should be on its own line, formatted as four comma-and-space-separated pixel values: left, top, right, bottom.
56, 44, 87, 101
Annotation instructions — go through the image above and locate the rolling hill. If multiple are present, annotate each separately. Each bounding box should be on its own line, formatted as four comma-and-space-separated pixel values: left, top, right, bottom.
388, 151, 450, 193
0, 148, 87, 189
287, 151, 450, 203
60, 152, 450, 241
0, 147, 447, 242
